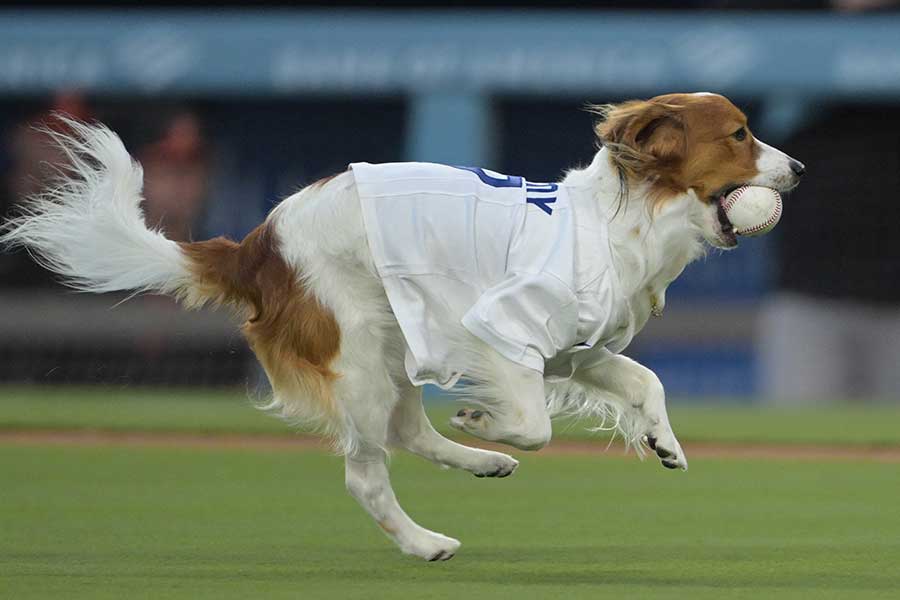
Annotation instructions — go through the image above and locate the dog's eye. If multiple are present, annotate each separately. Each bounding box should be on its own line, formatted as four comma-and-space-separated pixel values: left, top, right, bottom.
732, 127, 747, 141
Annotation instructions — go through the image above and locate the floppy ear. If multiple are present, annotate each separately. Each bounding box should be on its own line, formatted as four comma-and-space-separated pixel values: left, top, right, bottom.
592, 100, 685, 174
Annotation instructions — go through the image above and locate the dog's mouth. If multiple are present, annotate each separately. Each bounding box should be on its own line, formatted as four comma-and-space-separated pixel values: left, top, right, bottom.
709, 185, 741, 248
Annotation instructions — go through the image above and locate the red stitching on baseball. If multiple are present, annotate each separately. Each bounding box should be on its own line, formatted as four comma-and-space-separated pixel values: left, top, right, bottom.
735, 190, 782, 235
721, 186, 746, 213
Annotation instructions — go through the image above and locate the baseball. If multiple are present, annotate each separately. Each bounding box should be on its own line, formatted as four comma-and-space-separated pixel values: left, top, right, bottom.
722, 186, 782, 236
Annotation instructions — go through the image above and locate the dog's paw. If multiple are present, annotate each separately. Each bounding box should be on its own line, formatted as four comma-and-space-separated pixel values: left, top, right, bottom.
471, 451, 519, 478
449, 407, 492, 438
401, 531, 461, 562
644, 429, 688, 471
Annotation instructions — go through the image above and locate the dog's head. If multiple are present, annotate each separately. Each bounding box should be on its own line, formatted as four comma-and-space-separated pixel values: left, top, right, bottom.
594, 92, 804, 248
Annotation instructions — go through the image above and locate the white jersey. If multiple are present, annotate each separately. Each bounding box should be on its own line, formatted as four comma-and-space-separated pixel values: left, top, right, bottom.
352, 162, 631, 389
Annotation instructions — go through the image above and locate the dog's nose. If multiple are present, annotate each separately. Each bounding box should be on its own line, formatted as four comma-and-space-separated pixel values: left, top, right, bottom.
789, 159, 806, 177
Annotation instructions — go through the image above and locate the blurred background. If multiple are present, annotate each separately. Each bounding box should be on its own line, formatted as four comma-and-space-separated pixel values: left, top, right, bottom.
2, 1, 899, 405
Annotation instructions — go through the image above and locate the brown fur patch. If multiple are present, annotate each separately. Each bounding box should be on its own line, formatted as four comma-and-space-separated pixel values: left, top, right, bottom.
592, 93, 760, 208
179, 223, 341, 418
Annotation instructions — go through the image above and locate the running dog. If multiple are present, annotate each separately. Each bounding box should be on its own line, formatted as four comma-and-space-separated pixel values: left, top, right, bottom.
1, 93, 804, 561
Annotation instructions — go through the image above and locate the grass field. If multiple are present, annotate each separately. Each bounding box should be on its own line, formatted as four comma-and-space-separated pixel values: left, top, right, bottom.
2, 386, 899, 599
3, 385, 900, 445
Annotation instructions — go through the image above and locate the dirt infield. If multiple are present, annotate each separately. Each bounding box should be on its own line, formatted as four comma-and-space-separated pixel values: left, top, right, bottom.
2, 429, 900, 462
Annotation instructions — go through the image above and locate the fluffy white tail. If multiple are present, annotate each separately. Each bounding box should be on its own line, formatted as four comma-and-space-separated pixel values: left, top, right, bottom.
1, 118, 352, 450
0, 118, 192, 298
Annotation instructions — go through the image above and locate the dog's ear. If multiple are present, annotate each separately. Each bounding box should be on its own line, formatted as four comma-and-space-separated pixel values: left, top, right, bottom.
592, 100, 685, 174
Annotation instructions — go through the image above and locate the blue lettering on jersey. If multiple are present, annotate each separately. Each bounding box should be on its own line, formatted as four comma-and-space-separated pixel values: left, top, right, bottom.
453, 166, 523, 188
453, 166, 558, 215
525, 196, 556, 215
525, 183, 558, 193
525, 182, 558, 215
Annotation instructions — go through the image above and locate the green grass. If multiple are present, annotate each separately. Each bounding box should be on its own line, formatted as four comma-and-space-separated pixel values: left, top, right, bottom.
1, 386, 899, 598
0, 386, 285, 435
2, 385, 900, 446
1, 445, 898, 599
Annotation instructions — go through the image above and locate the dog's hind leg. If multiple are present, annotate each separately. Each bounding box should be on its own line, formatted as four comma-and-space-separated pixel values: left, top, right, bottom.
389, 381, 518, 478
336, 335, 460, 560
276, 179, 460, 560
340, 381, 461, 559
449, 351, 552, 451
344, 446, 460, 561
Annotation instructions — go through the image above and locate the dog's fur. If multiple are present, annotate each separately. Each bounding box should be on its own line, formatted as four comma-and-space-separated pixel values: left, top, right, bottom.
1, 93, 803, 561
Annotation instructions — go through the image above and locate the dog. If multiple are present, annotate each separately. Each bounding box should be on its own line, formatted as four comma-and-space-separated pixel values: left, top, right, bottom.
1, 92, 804, 561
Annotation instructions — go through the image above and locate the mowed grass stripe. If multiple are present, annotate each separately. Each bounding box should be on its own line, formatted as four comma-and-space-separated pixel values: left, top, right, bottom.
1, 445, 898, 599
3, 430, 900, 464
2, 385, 900, 447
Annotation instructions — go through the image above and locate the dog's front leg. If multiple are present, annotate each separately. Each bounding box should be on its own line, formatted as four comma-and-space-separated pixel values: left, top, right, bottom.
389, 381, 519, 477
450, 352, 552, 451
573, 353, 688, 470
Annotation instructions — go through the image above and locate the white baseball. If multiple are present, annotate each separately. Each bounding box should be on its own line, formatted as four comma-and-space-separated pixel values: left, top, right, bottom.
722, 186, 782, 236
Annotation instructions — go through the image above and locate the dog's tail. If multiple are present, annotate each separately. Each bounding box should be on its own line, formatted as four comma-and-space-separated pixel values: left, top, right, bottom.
1, 117, 352, 449
0, 117, 253, 312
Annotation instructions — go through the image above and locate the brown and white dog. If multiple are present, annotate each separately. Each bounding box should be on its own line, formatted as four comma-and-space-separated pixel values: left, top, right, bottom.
1, 93, 804, 561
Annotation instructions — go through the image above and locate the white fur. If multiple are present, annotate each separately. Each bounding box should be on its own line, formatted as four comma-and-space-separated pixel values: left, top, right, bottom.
563, 150, 707, 328
751, 139, 801, 192
1, 117, 801, 560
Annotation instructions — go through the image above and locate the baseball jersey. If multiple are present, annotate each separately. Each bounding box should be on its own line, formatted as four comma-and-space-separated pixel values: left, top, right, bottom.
352, 162, 631, 389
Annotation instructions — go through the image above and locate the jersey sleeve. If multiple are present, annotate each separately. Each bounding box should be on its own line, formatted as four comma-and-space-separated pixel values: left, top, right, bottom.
460, 271, 579, 373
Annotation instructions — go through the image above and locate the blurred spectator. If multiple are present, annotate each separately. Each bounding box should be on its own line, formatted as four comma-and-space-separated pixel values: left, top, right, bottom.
8, 92, 91, 201
1, 91, 93, 286
758, 104, 900, 403
138, 112, 210, 243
